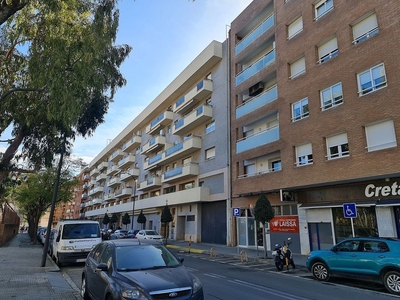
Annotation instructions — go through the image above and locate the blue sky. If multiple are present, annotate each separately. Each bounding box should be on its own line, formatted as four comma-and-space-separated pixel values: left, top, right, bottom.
1, 0, 253, 164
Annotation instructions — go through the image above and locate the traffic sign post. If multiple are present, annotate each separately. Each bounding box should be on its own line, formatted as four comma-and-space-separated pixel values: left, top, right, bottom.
343, 203, 357, 237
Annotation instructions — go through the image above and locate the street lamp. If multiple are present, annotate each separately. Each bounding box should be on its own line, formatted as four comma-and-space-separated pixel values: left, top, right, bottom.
131, 179, 137, 230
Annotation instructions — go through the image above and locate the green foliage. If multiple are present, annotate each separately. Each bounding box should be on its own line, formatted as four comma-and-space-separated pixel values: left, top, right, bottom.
254, 194, 275, 225
161, 205, 173, 224
102, 213, 110, 225
137, 210, 146, 224
122, 212, 130, 227
0, 0, 131, 172
110, 213, 118, 225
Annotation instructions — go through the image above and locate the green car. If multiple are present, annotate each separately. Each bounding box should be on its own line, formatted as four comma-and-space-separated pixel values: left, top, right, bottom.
306, 237, 400, 295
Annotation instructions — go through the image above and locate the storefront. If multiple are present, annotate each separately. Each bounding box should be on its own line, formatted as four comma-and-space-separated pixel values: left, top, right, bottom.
298, 179, 400, 255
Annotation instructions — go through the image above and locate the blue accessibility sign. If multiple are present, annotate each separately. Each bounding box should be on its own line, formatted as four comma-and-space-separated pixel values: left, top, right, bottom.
343, 203, 357, 218
233, 207, 240, 217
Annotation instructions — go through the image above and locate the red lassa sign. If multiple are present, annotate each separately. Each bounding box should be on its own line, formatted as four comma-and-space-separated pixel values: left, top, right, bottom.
270, 216, 299, 233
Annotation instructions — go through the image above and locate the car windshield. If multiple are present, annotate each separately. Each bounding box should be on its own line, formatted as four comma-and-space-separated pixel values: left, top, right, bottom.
116, 245, 180, 271
144, 230, 159, 235
62, 224, 100, 239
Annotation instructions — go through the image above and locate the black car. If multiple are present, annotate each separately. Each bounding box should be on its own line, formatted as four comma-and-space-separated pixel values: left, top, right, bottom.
81, 239, 204, 300
124, 229, 140, 239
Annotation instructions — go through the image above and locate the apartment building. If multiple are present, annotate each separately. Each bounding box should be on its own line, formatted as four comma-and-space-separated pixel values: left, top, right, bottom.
229, 0, 400, 254
84, 41, 231, 244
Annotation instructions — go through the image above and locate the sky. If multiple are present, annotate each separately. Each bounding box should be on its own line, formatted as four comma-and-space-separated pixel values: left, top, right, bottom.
0, 0, 253, 165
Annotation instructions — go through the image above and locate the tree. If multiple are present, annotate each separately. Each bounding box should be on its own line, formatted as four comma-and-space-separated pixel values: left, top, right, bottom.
161, 204, 173, 244
122, 212, 130, 229
254, 193, 275, 258
14, 167, 79, 244
102, 213, 110, 228
110, 213, 118, 229
137, 210, 146, 229
0, 0, 131, 184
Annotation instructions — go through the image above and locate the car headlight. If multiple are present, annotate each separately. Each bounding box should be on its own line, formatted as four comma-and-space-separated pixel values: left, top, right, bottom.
192, 276, 202, 293
61, 246, 74, 250
122, 287, 148, 299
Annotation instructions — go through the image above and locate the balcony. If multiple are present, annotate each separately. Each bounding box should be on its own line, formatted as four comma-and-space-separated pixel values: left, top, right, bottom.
90, 178, 96, 185
108, 177, 121, 188
91, 197, 102, 205
109, 149, 124, 163
138, 176, 162, 191
106, 165, 119, 176
146, 110, 174, 135
235, 14, 275, 55
82, 193, 88, 199
117, 154, 136, 168
89, 186, 104, 196
122, 135, 142, 152
141, 135, 167, 155
236, 49, 276, 86
82, 183, 89, 190
173, 79, 213, 114
161, 136, 202, 165
95, 173, 107, 182
236, 126, 279, 153
173, 105, 213, 136
162, 163, 199, 183
120, 168, 139, 182
98, 161, 108, 171
236, 85, 278, 118
90, 168, 99, 176
83, 174, 90, 181
104, 193, 115, 201
144, 153, 163, 171
115, 187, 133, 198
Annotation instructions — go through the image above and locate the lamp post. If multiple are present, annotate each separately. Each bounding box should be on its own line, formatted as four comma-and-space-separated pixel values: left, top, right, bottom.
131, 179, 137, 230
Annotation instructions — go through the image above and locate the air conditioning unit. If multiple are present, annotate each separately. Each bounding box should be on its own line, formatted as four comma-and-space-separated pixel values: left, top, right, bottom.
249, 82, 264, 96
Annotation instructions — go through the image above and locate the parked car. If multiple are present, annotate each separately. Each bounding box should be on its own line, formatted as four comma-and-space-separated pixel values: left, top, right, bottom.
306, 237, 400, 295
47, 229, 57, 257
135, 229, 163, 241
124, 229, 140, 239
113, 229, 129, 239
81, 239, 204, 300
38, 228, 47, 245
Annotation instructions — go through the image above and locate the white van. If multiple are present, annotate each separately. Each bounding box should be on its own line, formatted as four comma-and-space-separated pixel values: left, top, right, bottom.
52, 219, 101, 267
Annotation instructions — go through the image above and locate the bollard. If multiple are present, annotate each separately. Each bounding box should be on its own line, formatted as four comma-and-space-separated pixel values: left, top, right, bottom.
188, 236, 192, 254
240, 250, 248, 263
210, 247, 217, 258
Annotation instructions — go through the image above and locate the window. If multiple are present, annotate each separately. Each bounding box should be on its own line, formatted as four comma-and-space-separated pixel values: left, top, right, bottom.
205, 147, 215, 160
187, 215, 195, 222
292, 98, 309, 121
326, 133, 349, 159
321, 82, 343, 110
290, 56, 306, 79
271, 160, 282, 171
317, 37, 338, 64
357, 63, 387, 95
315, 0, 333, 20
352, 13, 379, 44
296, 143, 313, 166
365, 119, 397, 152
206, 121, 215, 134
288, 16, 303, 39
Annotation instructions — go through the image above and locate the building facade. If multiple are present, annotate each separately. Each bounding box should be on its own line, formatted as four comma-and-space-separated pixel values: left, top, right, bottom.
229, 0, 400, 254
84, 41, 231, 244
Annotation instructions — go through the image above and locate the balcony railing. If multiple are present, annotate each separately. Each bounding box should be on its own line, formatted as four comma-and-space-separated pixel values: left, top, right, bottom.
162, 163, 199, 183
236, 126, 279, 153
137, 177, 162, 191
144, 153, 163, 170
120, 168, 139, 181
106, 165, 119, 176
108, 177, 121, 187
236, 85, 278, 118
90, 168, 99, 176
109, 149, 124, 162
236, 49, 276, 86
115, 187, 133, 198
235, 14, 275, 55
104, 193, 115, 201
89, 186, 104, 196
173, 79, 213, 114
162, 136, 202, 165
173, 105, 213, 136
146, 111, 174, 134
122, 135, 142, 152
98, 161, 108, 171
141, 135, 167, 154
95, 173, 107, 182
117, 154, 135, 168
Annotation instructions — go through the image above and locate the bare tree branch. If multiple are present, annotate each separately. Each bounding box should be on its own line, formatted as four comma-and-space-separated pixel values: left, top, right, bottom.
0, 86, 46, 104
0, 0, 29, 25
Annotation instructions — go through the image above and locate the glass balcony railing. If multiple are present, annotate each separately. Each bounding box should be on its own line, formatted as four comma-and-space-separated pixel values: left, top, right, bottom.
165, 142, 184, 157
164, 166, 183, 180
236, 85, 278, 118
151, 112, 165, 128
236, 49, 276, 86
236, 126, 279, 153
149, 153, 162, 165
235, 14, 275, 55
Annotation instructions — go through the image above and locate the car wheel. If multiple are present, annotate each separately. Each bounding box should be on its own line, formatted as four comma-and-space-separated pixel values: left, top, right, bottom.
81, 275, 90, 300
384, 271, 400, 295
56, 255, 62, 267
311, 262, 330, 281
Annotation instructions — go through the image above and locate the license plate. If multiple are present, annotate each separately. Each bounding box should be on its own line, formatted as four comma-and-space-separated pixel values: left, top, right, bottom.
77, 258, 86, 262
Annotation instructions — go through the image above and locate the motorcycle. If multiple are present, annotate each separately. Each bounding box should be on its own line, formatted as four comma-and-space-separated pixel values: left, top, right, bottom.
273, 238, 296, 271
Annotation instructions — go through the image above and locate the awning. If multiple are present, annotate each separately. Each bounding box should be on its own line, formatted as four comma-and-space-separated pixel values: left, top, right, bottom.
300, 200, 377, 209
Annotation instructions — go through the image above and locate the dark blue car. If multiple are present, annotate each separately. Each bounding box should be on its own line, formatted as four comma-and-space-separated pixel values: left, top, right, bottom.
306, 237, 400, 295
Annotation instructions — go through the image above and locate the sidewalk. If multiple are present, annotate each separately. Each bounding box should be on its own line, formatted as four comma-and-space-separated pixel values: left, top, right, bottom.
166, 240, 309, 268
0, 233, 80, 300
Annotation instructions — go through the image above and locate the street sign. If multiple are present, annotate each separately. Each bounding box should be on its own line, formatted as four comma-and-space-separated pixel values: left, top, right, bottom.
233, 207, 240, 217
343, 203, 357, 218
